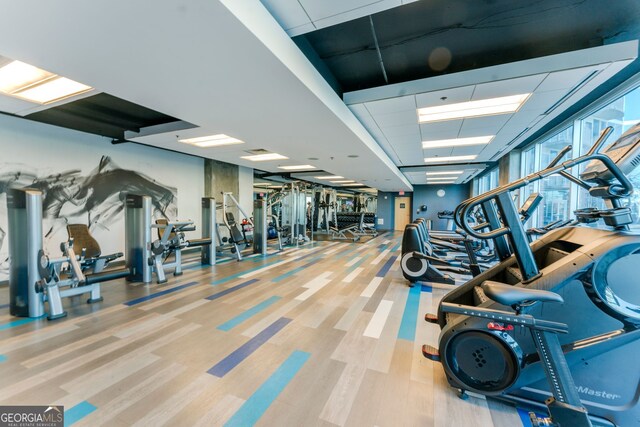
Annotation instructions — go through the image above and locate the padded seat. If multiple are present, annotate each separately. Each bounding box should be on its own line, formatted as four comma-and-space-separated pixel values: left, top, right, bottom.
67, 224, 101, 258
481, 281, 564, 307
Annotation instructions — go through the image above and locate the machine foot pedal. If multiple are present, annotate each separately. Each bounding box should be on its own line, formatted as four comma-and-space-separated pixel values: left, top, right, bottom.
87, 297, 104, 304
422, 344, 440, 361
424, 313, 438, 324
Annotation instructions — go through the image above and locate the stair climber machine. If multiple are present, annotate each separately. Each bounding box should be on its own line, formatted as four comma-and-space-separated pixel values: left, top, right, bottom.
7, 188, 130, 320
421, 125, 640, 427
125, 195, 217, 284
401, 193, 542, 286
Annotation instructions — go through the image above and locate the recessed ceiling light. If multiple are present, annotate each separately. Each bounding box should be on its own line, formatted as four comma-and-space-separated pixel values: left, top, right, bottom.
426, 170, 464, 176
330, 180, 355, 183
426, 181, 455, 185
418, 94, 530, 123
11, 76, 92, 104
427, 176, 459, 181
422, 135, 494, 149
315, 175, 343, 180
179, 134, 244, 147
241, 153, 288, 162
278, 165, 316, 170
424, 155, 477, 163
0, 60, 55, 93
341, 183, 365, 186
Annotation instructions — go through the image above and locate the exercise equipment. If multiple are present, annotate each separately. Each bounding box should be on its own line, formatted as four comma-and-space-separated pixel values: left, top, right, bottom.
422, 125, 640, 426
252, 197, 283, 255
7, 188, 129, 319
216, 192, 251, 260
125, 195, 216, 283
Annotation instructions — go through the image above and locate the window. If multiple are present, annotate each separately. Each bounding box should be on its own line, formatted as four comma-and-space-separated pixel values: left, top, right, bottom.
537, 128, 573, 227
477, 167, 499, 195
519, 81, 640, 230
577, 85, 640, 227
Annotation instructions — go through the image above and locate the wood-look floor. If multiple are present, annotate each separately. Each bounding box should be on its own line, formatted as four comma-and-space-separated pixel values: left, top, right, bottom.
0, 233, 523, 427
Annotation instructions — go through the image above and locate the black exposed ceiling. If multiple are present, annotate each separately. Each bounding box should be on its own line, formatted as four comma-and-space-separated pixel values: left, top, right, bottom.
295, 0, 640, 95
24, 93, 182, 140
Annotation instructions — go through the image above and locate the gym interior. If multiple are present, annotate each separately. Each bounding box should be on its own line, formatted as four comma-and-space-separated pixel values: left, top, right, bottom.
0, 2, 639, 427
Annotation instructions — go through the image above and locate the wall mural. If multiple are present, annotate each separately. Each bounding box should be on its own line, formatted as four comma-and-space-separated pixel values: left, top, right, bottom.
0, 155, 177, 278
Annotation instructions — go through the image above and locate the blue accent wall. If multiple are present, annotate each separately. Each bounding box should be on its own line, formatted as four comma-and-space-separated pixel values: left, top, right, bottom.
411, 184, 470, 230
376, 191, 397, 231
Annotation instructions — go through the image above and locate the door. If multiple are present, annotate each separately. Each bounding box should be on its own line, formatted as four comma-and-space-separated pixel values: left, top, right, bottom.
394, 197, 411, 231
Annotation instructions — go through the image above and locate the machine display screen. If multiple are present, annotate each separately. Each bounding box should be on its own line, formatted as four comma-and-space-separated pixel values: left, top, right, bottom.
607, 124, 640, 151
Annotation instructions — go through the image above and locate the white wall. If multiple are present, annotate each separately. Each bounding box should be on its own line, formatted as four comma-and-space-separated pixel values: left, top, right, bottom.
0, 114, 204, 280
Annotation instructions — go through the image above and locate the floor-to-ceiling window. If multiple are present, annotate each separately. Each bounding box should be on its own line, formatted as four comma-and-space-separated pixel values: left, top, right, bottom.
577, 86, 640, 226
476, 167, 499, 195
519, 81, 640, 230
537, 128, 573, 226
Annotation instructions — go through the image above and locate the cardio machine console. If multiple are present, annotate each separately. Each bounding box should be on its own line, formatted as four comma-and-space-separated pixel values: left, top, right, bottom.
581, 122, 640, 183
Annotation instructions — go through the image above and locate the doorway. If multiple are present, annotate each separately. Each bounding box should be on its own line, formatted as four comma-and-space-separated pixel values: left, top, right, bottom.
394, 196, 411, 231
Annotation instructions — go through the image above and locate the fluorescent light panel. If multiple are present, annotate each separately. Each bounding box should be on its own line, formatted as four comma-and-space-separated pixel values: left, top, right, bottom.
0, 60, 54, 93
425, 155, 477, 163
241, 153, 288, 161
426, 170, 464, 176
0, 60, 93, 104
427, 177, 459, 181
418, 94, 530, 123
422, 135, 493, 149
330, 180, 354, 183
427, 181, 455, 185
180, 134, 243, 147
314, 175, 343, 180
341, 183, 365, 186
14, 77, 92, 104
278, 165, 316, 170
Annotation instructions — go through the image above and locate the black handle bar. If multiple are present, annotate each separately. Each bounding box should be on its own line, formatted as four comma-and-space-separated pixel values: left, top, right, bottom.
455, 127, 633, 240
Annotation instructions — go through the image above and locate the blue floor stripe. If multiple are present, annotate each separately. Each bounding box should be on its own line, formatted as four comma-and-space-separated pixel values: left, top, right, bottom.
211, 257, 301, 285
64, 401, 97, 426
208, 317, 292, 377
217, 296, 282, 331
376, 255, 398, 277
0, 355, 6, 362
346, 255, 369, 272
224, 350, 310, 427
0, 316, 42, 331
398, 284, 421, 341
421, 284, 433, 293
205, 279, 260, 301
123, 281, 199, 306
272, 266, 306, 283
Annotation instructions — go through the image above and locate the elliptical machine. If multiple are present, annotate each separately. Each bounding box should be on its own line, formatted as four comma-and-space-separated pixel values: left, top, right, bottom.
422, 125, 640, 426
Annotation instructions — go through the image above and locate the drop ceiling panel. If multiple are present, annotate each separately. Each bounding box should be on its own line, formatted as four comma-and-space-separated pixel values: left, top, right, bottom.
372, 110, 419, 127
471, 74, 547, 100
459, 114, 512, 133
381, 124, 420, 137
364, 95, 415, 115
518, 89, 570, 112
419, 121, 463, 137
422, 147, 454, 157
0, 95, 38, 115
415, 86, 475, 109
450, 145, 486, 156
536, 66, 601, 92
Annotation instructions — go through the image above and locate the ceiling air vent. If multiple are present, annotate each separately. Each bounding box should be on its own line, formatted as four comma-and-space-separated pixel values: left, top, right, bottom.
245, 148, 271, 155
